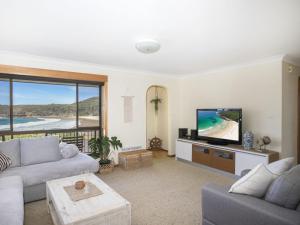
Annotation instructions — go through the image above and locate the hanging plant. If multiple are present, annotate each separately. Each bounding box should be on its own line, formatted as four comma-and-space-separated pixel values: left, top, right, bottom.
150, 86, 162, 113
150, 96, 162, 112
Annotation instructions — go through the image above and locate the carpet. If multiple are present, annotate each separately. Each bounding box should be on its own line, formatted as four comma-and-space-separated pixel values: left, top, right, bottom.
24, 152, 234, 225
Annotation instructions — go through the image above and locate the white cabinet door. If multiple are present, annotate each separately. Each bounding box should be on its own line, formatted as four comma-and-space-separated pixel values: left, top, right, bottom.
176, 140, 192, 161
235, 152, 268, 176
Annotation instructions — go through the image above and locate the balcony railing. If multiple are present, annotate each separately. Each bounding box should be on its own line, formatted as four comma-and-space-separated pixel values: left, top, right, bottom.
0, 127, 101, 153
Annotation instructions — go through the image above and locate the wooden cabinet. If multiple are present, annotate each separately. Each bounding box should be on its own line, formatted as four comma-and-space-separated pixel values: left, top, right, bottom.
176, 139, 279, 175
211, 150, 235, 173
192, 145, 211, 166
192, 145, 235, 173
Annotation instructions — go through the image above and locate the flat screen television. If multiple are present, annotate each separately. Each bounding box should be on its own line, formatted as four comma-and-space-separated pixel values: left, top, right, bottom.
196, 108, 242, 145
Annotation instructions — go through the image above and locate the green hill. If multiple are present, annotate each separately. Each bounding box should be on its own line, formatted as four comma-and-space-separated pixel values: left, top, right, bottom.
0, 97, 99, 117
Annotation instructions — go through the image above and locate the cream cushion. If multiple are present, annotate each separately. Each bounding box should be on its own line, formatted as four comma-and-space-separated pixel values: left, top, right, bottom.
266, 157, 294, 175
229, 163, 278, 198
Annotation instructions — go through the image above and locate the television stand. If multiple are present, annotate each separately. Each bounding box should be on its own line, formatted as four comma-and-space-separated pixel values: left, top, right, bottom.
175, 138, 279, 175
207, 140, 229, 146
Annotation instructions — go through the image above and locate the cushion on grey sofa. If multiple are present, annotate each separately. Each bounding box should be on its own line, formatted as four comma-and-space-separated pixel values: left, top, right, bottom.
0, 153, 99, 187
202, 183, 300, 225
297, 204, 300, 212
60, 144, 79, 159
20, 136, 61, 166
266, 157, 294, 175
265, 165, 300, 209
0, 152, 12, 172
0, 176, 24, 225
0, 139, 20, 167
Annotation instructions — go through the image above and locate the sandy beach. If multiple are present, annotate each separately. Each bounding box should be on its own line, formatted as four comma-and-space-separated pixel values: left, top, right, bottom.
198, 120, 239, 141
0, 116, 100, 131
79, 116, 99, 127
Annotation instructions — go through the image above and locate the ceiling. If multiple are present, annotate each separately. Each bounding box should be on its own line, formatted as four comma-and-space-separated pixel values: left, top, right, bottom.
0, 0, 300, 76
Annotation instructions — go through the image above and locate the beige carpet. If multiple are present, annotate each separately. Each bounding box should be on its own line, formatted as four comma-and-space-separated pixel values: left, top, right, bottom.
25, 152, 234, 225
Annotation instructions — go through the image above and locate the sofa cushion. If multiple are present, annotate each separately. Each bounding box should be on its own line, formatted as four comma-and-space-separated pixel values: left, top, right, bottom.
0, 152, 12, 172
0, 139, 20, 167
0, 176, 24, 225
297, 204, 300, 212
0, 153, 99, 187
229, 163, 278, 198
265, 165, 300, 209
20, 136, 61, 166
266, 157, 294, 176
60, 144, 79, 159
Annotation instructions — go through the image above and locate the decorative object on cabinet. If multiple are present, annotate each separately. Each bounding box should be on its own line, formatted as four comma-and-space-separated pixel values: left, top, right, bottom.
243, 131, 254, 150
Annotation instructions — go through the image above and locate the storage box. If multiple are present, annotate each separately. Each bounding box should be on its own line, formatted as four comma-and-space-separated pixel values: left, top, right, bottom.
119, 150, 153, 170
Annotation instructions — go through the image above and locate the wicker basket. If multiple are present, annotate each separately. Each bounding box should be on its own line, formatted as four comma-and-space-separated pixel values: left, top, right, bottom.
99, 162, 114, 174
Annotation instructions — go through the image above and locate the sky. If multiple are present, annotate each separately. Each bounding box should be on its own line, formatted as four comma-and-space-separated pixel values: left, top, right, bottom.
0, 80, 99, 105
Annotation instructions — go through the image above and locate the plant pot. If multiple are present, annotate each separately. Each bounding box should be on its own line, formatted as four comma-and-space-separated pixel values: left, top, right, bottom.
99, 161, 114, 174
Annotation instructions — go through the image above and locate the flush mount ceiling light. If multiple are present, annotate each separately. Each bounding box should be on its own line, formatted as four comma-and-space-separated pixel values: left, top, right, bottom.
135, 39, 160, 54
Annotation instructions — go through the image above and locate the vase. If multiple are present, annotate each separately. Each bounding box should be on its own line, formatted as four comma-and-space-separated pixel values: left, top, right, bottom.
243, 131, 254, 150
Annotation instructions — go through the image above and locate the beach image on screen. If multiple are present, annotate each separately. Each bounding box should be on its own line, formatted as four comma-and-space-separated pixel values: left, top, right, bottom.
197, 110, 240, 141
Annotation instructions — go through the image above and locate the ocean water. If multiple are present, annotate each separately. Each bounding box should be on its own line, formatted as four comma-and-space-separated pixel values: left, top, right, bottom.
0, 117, 76, 131
197, 111, 224, 131
0, 117, 42, 125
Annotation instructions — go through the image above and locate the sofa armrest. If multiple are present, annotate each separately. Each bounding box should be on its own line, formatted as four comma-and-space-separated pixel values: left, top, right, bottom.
202, 183, 300, 225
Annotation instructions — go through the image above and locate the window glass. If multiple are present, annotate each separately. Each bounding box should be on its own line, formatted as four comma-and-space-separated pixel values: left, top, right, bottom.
78, 85, 100, 127
13, 80, 76, 131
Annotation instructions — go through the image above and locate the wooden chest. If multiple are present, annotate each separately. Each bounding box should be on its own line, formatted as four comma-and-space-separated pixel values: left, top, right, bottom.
118, 150, 153, 170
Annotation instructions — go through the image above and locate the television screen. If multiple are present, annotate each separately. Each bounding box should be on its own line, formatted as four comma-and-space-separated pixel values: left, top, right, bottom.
197, 109, 241, 143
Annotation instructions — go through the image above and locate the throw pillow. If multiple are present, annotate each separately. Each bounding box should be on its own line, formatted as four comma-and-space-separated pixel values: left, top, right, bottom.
0, 139, 21, 167
265, 165, 300, 209
229, 163, 278, 198
59, 142, 68, 151
61, 144, 79, 159
266, 157, 294, 175
0, 152, 12, 172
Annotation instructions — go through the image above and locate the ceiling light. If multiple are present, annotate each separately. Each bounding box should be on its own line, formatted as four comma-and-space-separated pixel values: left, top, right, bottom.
135, 39, 160, 54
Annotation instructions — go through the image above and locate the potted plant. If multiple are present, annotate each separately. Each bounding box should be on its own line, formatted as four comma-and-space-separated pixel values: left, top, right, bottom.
88, 136, 122, 174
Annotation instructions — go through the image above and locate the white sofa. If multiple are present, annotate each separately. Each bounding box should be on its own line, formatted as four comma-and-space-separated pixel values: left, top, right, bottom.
0, 136, 99, 225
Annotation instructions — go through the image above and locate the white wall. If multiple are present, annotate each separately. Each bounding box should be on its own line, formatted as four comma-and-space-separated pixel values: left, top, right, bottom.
282, 61, 300, 159
0, 52, 180, 161
146, 86, 168, 150
2, 51, 299, 159
179, 58, 283, 152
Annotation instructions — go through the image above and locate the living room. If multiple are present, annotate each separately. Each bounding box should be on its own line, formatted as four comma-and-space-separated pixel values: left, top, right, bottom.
0, 1, 300, 225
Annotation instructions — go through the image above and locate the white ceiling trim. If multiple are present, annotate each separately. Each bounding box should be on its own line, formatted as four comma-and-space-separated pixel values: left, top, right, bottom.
0, 50, 177, 79
181, 55, 285, 79
0, 51, 288, 79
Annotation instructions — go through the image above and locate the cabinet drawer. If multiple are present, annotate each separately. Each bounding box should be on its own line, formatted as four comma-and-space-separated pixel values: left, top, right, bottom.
211, 150, 235, 173
192, 145, 211, 166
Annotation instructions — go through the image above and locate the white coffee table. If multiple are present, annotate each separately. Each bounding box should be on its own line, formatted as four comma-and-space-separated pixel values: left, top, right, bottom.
46, 173, 131, 225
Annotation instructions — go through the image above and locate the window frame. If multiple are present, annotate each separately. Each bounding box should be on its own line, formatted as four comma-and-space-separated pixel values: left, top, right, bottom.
0, 74, 103, 135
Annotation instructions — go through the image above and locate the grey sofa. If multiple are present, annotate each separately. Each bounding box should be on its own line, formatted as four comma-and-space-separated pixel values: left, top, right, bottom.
0, 136, 99, 225
0, 176, 24, 225
202, 183, 300, 225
